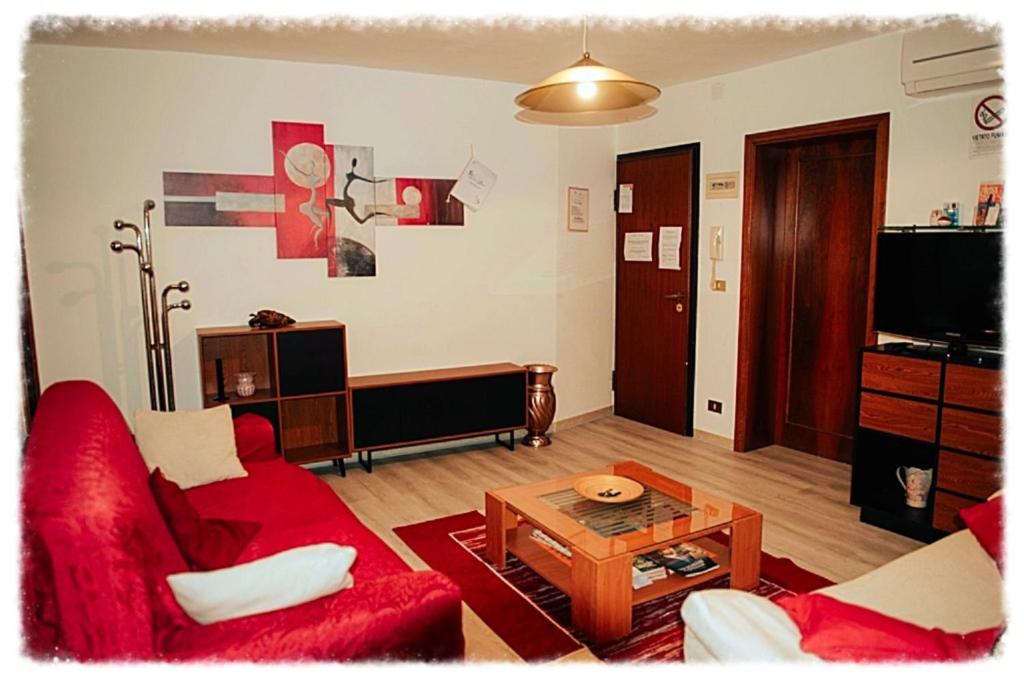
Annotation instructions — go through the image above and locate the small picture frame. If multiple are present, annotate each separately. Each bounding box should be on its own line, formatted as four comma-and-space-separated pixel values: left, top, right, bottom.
706, 171, 740, 199
567, 186, 589, 232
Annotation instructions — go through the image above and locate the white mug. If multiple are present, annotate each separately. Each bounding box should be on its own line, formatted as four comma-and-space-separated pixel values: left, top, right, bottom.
896, 466, 933, 509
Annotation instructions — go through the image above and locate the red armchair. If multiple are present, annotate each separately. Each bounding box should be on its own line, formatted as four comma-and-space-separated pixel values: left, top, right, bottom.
21, 380, 464, 662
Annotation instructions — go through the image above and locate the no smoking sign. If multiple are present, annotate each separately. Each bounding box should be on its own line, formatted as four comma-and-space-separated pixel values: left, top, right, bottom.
970, 94, 1005, 158
975, 95, 1005, 131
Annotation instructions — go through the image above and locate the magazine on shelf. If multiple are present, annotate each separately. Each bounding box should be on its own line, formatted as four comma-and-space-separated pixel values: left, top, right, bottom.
529, 528, 572, 558
632, 554, 668, 579
648, 541, 720, 577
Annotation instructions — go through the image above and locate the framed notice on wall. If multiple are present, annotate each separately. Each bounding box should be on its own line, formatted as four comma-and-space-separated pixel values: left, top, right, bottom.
706, 171, 740, 199
568, 186, 589, 232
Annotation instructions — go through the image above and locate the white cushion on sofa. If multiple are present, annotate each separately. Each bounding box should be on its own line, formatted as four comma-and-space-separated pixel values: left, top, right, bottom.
167, 543, 357, 625
682, 529, 1004, 662
682, 590, 818, 662
134, 404, 247, 488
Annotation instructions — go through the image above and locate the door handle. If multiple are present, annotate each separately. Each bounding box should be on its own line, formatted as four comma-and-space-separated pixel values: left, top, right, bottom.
663, 292, 685, 300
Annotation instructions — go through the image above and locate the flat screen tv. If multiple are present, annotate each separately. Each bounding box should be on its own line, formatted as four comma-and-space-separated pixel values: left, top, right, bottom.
873, 231, 1003, 349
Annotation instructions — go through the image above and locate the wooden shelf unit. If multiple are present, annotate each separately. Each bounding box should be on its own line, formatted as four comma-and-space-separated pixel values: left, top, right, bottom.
850, 343, 1003, 542
197, 320, 352, 466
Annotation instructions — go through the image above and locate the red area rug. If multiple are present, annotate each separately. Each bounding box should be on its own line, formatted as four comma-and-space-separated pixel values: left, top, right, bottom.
394, 510, 834, 662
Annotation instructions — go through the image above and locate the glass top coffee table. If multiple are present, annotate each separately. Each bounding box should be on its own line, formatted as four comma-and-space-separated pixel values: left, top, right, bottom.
484, 460, 762, 643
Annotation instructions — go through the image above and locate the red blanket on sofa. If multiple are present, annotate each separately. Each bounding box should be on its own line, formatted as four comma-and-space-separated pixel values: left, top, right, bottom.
21, 380, 464, 662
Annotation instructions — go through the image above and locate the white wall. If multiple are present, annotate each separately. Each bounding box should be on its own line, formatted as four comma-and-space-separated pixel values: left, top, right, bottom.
555, 127, 617, 420
23, 45, 616, 422
617, 31, 1004, 439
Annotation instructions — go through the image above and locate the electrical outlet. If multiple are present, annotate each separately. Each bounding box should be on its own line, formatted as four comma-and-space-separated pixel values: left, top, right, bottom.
707, 399, 723, 414
712, 279, 727, 292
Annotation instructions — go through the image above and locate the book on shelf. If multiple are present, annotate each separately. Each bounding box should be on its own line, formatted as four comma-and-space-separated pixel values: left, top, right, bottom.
648, 541, 720, 577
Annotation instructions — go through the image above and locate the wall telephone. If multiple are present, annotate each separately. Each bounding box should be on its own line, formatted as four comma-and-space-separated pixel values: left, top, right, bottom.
710, 226, 726, 291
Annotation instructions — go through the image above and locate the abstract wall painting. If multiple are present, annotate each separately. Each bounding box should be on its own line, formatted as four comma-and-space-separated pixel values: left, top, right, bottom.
374, 178, 464, 226
162, 119, 468, 279
326, 145, 379, 278
162, 172, 281, 227
272, 121, 334, 259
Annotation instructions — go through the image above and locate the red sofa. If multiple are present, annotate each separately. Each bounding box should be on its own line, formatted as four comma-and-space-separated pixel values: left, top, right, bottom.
21, 380, 464, 662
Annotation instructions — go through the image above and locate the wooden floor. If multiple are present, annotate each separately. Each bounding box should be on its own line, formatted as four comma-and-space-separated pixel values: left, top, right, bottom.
320, 415, 922, 662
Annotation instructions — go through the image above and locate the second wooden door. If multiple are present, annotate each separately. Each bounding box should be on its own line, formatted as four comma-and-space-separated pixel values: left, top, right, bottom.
614, 146, 698, 435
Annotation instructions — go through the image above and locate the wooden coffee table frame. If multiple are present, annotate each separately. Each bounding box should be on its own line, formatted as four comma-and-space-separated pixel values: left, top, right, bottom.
484, 461, 762, 643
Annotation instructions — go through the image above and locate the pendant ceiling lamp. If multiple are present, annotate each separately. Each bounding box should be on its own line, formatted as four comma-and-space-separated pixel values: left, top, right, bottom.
514, 19, 660, 126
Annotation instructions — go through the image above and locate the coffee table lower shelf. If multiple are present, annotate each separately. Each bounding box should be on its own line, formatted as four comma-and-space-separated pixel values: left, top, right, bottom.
506, 525, 733, 607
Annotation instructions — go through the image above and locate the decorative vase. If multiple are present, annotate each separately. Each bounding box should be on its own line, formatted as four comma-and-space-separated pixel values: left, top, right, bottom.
235, 372, 257, 398
523, 364, 557, 448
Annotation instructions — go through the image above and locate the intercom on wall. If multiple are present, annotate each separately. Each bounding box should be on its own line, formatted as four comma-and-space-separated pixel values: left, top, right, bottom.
710, 225, 726, 291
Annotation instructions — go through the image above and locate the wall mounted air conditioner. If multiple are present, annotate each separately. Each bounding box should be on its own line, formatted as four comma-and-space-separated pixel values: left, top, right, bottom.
901, 23, 1002, 97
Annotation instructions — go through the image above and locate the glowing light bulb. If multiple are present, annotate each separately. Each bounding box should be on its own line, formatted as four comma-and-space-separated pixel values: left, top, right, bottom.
577, 80, 597, 99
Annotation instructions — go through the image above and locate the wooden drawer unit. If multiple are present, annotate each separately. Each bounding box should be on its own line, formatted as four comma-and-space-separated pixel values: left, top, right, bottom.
858, 393, 937, 442
932, 490, 975, 533
937, 450, 1002, 500
852, 345, 1003, 543
944, 364, 1001, 412
861, 352, 941, 400
940, 408, 1002, 457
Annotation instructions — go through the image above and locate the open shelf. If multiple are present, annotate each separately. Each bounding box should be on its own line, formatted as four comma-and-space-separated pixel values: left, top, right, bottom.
506, 526, 572, 594
505, 525, 733, 604
280, 394, 351, 464
631, 537, 730, 605
204, 388, 277, 406
198, 332, 276, 406
196, 321, 352, 467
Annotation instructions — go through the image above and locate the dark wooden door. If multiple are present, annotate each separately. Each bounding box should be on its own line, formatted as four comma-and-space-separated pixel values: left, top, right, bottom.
776, 134, 876, 460
614, 147, 697, 434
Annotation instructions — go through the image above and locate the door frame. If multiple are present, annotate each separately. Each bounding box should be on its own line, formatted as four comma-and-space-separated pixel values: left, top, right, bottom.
733, 113, 889, 452
614, 142, 701, 435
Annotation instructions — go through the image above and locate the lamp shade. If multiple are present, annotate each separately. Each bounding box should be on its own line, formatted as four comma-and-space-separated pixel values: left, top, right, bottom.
515, 54, 660, 114
514, 104, 658, 127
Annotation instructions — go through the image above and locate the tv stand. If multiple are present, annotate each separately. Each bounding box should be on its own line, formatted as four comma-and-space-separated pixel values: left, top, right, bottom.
850, 344, 1003, 542
945, 340, 970, 356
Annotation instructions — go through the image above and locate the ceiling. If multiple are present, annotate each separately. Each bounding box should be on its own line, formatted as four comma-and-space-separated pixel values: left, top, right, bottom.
29, 16, 911, 86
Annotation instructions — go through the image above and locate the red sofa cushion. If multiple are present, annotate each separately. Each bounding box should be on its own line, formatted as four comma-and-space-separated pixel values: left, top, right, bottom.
778, 593, 1001, 662
958, 495, 1003, 571
149, 468, 262, 571
232, 413, 279, 463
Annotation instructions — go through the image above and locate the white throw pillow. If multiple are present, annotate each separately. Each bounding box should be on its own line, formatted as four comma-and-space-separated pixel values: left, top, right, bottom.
134, 404, 247, 488
167, 543, 357, 625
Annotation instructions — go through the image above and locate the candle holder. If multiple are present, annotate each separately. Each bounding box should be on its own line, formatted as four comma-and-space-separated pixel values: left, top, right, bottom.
523, 364, 557, 448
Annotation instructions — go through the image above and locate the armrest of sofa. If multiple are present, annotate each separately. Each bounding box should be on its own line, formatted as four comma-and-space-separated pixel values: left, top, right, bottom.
163, 569, 464, 662
681, 590, 818, 662
232, 413, 279, 463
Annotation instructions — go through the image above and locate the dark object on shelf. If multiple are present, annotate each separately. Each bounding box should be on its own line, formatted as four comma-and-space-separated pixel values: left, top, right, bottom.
248, 309, 296, 329
214, 358, 228, 401
110, 199, 192, 411
850, 344, 1003, 542
350, 363, 528, 472
197, 321, 350, 473
523, 364, 558, 447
